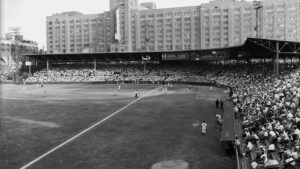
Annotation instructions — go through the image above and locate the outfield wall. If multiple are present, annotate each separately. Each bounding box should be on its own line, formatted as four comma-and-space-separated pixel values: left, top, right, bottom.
21, 80, 231, 88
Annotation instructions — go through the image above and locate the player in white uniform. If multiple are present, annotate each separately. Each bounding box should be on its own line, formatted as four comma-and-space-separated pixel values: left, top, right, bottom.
118, 85, 121, 91
135, 90, 139, 98
201, 121, 207, 135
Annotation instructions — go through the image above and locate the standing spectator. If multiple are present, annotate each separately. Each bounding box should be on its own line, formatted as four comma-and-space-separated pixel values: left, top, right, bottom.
234, 136, 241, 155
201, 121, 207, 136
220, 99, 224, 110
229, 88, 233, 97
216, 99, 219, 109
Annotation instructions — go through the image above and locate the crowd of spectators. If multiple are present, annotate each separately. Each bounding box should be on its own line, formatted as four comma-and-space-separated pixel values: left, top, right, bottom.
221, 62, 300, 169
24, 62, 224, 84
0, 65, 16, 82
24, 63, 208, 83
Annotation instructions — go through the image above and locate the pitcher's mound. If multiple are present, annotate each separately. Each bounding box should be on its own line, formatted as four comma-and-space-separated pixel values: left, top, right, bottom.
151, 160, 188, 169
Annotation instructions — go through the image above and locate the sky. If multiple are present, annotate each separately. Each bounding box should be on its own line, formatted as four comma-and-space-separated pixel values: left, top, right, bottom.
2, 0, 252, 49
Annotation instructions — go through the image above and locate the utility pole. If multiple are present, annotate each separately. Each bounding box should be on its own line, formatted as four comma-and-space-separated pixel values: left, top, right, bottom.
143, 19, 153, 74
253, 1, 263, 38
144, 19, 152, 52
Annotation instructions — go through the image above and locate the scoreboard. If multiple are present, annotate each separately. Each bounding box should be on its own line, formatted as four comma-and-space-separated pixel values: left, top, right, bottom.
162, 53, 190, 60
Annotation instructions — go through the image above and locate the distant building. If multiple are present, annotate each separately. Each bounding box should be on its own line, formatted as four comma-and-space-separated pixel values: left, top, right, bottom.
46, 0, 300, 54
46, 11, 111, 54
0, 35, 38, 65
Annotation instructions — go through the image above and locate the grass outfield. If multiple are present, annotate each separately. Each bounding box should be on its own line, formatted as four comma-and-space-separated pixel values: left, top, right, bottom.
0, 84, 236, 169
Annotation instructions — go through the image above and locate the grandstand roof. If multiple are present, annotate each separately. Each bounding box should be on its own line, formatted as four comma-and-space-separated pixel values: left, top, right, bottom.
243, 38, 300, 58
23, 38, 300, 62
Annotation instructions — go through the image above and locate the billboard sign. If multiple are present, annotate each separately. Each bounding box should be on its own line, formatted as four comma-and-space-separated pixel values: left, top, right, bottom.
162, 53, 190, 60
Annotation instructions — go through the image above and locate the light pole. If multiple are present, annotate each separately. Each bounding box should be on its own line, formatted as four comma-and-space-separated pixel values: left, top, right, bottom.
25, 61, 32, 76
142, 55, 151, 74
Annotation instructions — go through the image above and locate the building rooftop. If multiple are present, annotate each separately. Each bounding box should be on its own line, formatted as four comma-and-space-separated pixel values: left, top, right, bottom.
50, 11, 84, 17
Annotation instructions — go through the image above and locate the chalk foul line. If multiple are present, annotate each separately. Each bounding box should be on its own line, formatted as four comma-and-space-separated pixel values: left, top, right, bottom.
19, 86, 161, 169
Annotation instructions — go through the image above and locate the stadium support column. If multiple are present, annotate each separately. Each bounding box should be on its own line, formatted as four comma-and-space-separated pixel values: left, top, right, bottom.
275, 41, 279, 78
263, 57, 266, 77
143, 60, 146, 74
94, 59, 97, 71
29, 64, 31, 77
47, 60, 49, 74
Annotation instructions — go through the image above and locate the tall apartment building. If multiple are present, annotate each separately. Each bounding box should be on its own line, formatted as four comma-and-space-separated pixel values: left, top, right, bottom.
46, 11, 111, 54
131, 6, 201, 51
261, 0, 300, 41
200, 0, 300, 49
46, 0, 300, 54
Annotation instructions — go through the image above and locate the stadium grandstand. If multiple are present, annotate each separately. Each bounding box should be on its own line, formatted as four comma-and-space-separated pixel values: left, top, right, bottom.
2, 38, 300, 169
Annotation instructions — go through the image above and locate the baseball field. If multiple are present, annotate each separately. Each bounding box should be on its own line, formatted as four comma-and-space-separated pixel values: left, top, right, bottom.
0, 83, 236, 169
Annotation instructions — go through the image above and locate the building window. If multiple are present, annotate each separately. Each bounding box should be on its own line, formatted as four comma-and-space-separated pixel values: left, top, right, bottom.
166, 45, 172, 50
184, 18, 191, 22
184, 12, 191, 16
165, 13, 172, 18
148, 14, 154, 18
193, 11, 199, 16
